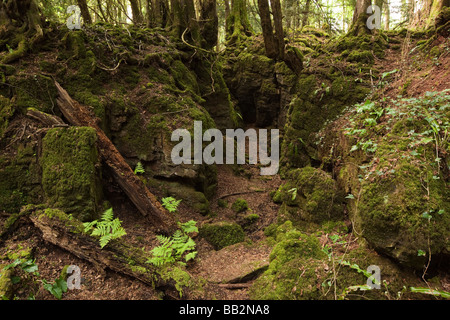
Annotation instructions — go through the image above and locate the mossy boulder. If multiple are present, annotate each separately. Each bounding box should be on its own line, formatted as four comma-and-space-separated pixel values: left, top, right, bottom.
40, 127, 103, 222
223, 51, 281, 127
355, 142, 450, 269
318, 91, 450, 269
164, 181, 210, 215
253, 221, 428, 300
231, 198, 248, 213
273, 167, 344, 224
250, 221, 328, 299
199, 222, 245, 250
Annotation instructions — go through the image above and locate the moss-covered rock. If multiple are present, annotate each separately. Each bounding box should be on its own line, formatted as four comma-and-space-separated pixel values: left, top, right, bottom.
273, 167, 344, 224
0, 142, 42, 213
41, 127, 103, 221
0, 265, 13, 300
250, 221, 328, 299
199, 222, 245, 250
253, 221, 429, 300
318, 91, 450, 269
231, 198, 248, 213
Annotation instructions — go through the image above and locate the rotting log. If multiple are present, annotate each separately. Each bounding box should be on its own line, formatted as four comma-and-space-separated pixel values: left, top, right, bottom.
53, 80, 177, 234
26, 107, 66, 127
28, 208, 159, 287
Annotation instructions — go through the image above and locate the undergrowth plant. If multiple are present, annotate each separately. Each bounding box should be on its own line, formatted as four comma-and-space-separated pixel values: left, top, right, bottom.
83, 207, 126, 249
1, 259, 68, 300
147, 220, 198, 267
134, 161, 145, 175
161, 196, 182, 213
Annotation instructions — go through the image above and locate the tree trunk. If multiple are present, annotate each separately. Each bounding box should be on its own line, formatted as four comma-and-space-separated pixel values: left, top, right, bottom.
224, 0, 230, 31
412, 0, 448, 28
257, 0, 277, 58
170, 0, 200, 43
385, 0, 390, 30
348, 0, 372, 36
129, 0, 143, 24
302, 0, 311, 27
200, 0, 218, 49
270, 0, 285, 59
226, 0, 252, 43
77, 0, 92, 24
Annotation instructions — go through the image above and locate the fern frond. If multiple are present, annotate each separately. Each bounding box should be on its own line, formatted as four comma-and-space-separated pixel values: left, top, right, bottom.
83, 220, 98, 233
179, 220, 198, 234
134, 161, 145, 175
101, 207, 114, 222
185, 251, 197, 262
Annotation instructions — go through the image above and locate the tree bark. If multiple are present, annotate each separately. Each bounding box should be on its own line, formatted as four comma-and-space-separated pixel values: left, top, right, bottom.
348, 0, 372, 36
270, 0, 285, 59
200, 0, 218, 49
302, 0, 311, 27
385, 0, 390, 30
226, 0, 252, 43
129, 0, 143, 24
77, 0, 92, 24
53, 81, 177, 235
257, 0, 277, 58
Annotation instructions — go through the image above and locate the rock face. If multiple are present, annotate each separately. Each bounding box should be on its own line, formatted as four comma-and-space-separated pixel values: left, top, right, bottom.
317, 92, 450, 269
224, 51, 296, 128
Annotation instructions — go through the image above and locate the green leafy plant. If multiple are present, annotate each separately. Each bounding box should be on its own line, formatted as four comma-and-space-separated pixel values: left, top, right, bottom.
83, 208, 127, 249
147, 220, 198, 267
134, 161, 145, 175
410, 287, 450, 299
288, 187, 298, 200
42, 276, 68, 300
1, 259, 69, 300
161, 197, 182, 213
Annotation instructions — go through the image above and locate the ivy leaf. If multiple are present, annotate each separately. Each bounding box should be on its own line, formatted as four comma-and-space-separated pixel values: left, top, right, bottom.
422, 212, 432, 220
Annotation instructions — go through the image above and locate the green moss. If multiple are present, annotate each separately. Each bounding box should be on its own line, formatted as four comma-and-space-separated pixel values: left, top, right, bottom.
217, 199, 228, 208
347, 50, 374, 64
231, 198, 248, 213
199, 222, 245, 250
41, 127, 103, 221
0, 144, 41, 212
249, 221, 327, 300
274, 167, 344, 224
0, 265, 13, 299
0, 95, 14, 139
169, 60, 200, 95
157, 265, 205, 298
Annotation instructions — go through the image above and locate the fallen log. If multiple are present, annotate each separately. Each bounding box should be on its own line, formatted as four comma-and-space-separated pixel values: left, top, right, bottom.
28, 207, 159, 288
53, 80, 176, 234
26, 107, 66, 127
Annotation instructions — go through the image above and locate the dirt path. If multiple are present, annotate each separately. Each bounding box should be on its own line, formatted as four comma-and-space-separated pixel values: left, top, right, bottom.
191, 163, 283, 299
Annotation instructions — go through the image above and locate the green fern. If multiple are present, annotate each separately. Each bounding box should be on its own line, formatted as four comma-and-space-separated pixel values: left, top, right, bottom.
83, 208, 126, 249
134, 161, 145, 175
147, 221, 198, 266
161, 197, 182, 213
